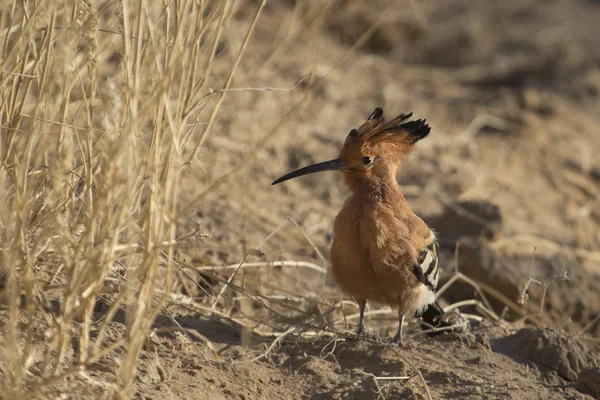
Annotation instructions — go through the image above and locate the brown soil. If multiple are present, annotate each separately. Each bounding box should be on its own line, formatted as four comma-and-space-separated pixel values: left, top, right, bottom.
120, 321, 597, 400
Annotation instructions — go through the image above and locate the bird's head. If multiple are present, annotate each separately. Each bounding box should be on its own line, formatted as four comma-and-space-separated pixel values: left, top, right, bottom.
272, 107, 431, 192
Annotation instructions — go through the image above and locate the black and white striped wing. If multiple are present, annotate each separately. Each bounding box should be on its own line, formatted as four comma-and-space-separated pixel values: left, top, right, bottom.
413, 231, 440, 291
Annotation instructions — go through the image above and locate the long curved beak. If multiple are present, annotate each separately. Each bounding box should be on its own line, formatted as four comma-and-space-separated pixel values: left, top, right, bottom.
272, 158, 345, 185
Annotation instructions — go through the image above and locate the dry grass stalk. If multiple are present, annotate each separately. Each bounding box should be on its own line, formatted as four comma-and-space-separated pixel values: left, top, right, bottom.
0, 0, 261, 397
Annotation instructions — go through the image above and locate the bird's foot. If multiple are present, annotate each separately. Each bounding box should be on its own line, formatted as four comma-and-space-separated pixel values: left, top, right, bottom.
389, 333, 404, 347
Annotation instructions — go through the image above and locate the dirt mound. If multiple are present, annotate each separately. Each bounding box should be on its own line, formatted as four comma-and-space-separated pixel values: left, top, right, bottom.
492, 328, 598, 381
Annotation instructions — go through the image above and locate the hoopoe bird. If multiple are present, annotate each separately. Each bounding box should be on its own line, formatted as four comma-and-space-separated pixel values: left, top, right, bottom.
272, 107, 444, 345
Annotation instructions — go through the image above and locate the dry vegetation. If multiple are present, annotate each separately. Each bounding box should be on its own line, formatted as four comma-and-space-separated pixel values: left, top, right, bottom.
1, 0, 599, 399
0, 0, 259, 397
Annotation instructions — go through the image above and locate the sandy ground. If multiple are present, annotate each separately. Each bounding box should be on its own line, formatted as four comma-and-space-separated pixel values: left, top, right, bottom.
8, 0, 600, 399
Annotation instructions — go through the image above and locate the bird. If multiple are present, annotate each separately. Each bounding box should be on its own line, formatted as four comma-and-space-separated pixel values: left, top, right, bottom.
272, 107, 445, 345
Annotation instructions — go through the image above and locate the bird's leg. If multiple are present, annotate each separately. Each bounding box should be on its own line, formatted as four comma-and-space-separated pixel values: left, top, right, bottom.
391, 314, 405, 346
356, 299, 367, 336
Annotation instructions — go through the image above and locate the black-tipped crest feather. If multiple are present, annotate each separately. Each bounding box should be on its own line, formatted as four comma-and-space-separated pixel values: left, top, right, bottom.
399, 119, 431, 144
382, 111, 430, 144
367, 107, 384, 123
388, 112, 413, 125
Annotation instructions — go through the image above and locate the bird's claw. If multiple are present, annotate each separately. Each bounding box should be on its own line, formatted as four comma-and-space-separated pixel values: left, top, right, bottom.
389, 334, 404, 347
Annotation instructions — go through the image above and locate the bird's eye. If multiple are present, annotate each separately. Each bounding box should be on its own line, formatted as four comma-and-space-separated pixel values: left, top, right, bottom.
361, 156, 373, 165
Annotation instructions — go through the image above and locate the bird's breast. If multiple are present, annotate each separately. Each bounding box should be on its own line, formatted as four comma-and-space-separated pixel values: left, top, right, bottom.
329, 197, 417, 304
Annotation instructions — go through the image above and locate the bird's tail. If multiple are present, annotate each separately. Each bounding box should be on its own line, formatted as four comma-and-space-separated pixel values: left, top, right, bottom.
421, 301, 454, 336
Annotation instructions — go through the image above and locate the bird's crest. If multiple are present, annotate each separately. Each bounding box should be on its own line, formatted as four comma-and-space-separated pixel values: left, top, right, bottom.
353, 107, 431, 146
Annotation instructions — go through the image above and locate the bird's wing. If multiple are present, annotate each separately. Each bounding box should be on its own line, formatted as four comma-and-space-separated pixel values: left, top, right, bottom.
410, 217, 440, 291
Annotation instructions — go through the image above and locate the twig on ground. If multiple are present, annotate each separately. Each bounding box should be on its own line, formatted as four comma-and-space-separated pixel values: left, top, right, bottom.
249, 326, 297, 363
197, 260, 326, 274
443, 299, 499, 321
578, 314, 600, 337
211, 253, 250, 312
395, 354, 433, 400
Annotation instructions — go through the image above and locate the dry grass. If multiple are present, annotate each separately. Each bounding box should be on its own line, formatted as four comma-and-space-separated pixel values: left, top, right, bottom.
0, 0, 265, 397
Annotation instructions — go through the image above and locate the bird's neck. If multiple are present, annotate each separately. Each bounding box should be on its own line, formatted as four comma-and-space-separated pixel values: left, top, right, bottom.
345, 170, 405, 203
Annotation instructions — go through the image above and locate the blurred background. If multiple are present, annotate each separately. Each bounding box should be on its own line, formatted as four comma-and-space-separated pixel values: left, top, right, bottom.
193, 0, 600, 338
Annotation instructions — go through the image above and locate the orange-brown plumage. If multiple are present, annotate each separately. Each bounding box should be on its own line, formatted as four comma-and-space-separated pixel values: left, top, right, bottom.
273, 107, 441, 345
